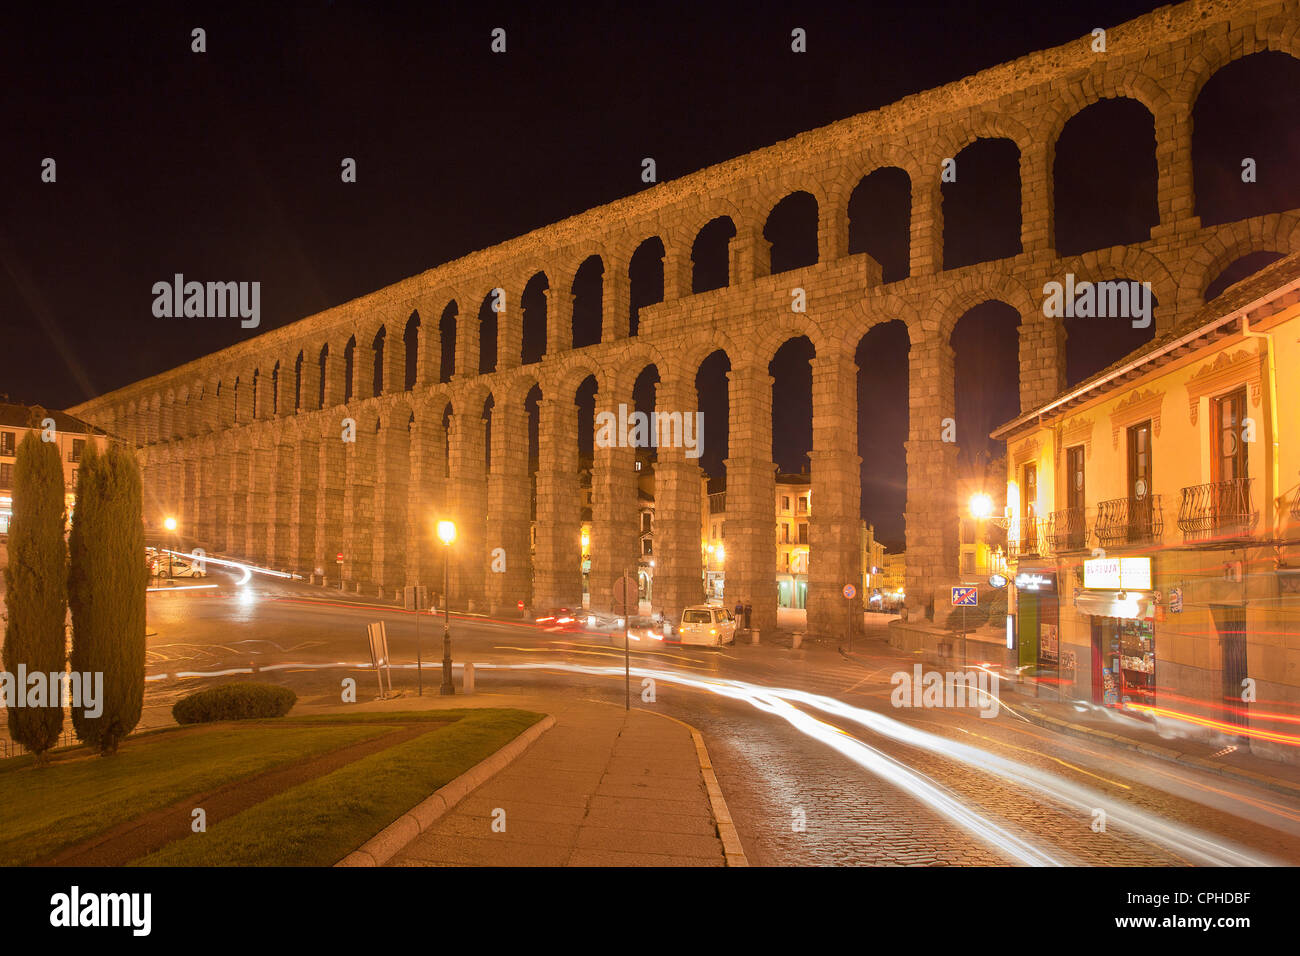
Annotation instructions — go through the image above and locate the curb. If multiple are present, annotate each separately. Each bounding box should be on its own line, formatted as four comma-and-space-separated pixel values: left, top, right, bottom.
648, 711, 749, 867
335, 714, 556, 867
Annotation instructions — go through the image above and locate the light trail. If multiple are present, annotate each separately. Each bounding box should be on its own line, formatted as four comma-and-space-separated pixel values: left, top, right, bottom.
468, 661, 1064, 865
468, 661, 1279, 866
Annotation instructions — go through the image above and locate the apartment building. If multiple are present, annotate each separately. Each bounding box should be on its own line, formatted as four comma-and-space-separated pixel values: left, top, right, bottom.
991, 254, 1300, 763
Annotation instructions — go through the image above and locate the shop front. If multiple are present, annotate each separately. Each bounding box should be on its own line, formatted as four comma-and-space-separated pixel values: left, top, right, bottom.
1013, 569, 1059, 680
1077, 557, 1158, 709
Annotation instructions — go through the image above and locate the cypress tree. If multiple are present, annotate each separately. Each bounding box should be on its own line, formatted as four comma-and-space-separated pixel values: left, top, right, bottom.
69, 442, 147, 754
2, 430, 68, 762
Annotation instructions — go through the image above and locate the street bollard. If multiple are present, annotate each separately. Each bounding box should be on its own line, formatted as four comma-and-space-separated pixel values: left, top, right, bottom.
750, 628, 760, 645
792, 633, 802, 649
463, 662, 475, 695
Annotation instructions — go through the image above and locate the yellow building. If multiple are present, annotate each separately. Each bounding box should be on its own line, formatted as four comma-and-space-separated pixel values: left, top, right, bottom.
775, 474, 811, 608
992, 255, 1300, 764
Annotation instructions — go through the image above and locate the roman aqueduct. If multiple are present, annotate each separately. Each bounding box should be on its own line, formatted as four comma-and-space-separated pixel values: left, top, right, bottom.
69, 0, 1300, 636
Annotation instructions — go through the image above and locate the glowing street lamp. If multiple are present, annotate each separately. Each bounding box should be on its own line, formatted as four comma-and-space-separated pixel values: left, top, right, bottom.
163, 516, 178, 577
437, 520, 457, 695
968, 493, 994, 521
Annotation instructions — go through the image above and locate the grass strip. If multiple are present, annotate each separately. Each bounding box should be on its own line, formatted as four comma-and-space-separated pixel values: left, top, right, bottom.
0, 722, 388, 866
133, 708, 543, 866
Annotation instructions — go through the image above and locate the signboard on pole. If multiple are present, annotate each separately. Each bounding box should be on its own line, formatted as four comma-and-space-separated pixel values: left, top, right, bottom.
951, 586, 978, 607
366, 621, 394, 700
842, 584, 857, 600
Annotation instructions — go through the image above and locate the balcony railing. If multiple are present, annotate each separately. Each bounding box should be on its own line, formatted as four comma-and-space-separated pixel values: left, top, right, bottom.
1095, 495, 1163, 548
1012, 517, 1045, 559
1291, 488, 1300, 522
1177, 478, 1258, 542
1047, 507, 1089, 553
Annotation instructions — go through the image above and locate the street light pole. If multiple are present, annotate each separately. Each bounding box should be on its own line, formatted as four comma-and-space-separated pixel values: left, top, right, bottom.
437, 520, 456, 695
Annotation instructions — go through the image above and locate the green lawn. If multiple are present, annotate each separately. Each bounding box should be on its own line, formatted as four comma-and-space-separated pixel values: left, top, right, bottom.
0, 721, 389, 866
133, 708, 543, 866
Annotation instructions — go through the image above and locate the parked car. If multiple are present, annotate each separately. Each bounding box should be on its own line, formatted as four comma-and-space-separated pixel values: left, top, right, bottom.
676, 605, 736, 646
152, 555, 206, 579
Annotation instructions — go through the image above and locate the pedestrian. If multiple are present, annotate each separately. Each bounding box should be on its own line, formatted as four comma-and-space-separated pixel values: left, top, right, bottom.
734, 602, 743, 625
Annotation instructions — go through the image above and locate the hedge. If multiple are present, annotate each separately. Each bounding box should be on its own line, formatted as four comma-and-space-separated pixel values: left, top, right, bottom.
172, 683, 297, 725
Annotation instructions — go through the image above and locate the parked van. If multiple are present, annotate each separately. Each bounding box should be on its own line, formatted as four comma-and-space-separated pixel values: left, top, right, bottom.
676, 605, 736, 646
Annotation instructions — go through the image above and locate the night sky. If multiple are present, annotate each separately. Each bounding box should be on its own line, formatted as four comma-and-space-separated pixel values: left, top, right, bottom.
3, 0, 1297, 551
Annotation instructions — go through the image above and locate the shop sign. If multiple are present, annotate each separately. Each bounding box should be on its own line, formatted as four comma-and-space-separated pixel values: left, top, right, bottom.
1083, 556, 1151, 590
988, 573, 1008, 589
1014, 571, 1055, 592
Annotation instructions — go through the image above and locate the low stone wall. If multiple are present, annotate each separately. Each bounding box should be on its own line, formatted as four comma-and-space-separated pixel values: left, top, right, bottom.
888, 619, 1008, 670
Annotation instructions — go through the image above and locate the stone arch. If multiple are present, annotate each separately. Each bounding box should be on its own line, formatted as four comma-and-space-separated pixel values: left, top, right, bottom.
438, 301, 458, 383
1175, 22, 1300, 110
932, 274, 1037, 344
571, 254, 604, 349
1179, 214, 1300, 304
520, 271, 549, 365
478, 290, 499, 375
763, 190, 820, 275
691, 216, 737, 293
1052, 96, 1159, 255
1041, 68, 1172, 150
1070, 244, 1179, 325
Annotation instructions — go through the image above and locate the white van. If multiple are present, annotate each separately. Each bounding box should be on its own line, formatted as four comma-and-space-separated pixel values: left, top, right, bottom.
676, 605, 737, 646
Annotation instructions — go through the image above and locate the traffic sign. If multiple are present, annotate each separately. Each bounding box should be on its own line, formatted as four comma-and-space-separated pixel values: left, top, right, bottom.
951, 586, 978, 607
842, 584, 857, 600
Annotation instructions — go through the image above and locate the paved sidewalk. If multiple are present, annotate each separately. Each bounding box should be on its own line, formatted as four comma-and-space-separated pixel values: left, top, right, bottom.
389, 698, 727, 867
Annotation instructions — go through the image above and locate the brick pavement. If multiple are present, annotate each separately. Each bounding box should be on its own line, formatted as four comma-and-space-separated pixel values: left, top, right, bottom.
389, 697, 727, 867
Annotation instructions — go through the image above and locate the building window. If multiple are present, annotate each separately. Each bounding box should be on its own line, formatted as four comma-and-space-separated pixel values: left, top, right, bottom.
1066, 445, 1085, 511
797, 495, 808, 514
781, 523, 790, 543
641, 512, 652, 533
798, 523, 808, 545
1127, 420, 1151, 499
963, 552, 975, 573
0, 431, 14, 457
0, 462, 12, 487
1213, 388, 1248, 483
781, 495, 791, 512
69, 439, 86, 463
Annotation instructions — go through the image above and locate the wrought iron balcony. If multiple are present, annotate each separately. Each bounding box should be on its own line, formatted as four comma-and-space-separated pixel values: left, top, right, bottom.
1015, 517, 1045, 558
1094, 495, 1163, 549
1047, 507, 1089, 553
1177, 478, 1259, 542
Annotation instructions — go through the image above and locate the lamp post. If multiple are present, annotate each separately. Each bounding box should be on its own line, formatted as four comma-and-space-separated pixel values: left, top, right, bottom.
437, 520, 457, 695
163, 516, 177, 578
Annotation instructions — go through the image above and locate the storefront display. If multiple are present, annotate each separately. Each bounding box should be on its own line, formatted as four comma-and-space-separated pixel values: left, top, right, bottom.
1092, 616, 1156, 707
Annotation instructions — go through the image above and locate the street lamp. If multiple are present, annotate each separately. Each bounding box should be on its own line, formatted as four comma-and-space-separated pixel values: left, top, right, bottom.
163, 516, 178, 577
437, 519, 457, 695
968, 493, 994, 520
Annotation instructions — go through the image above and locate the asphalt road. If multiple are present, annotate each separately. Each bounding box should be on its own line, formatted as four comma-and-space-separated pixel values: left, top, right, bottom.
139, 569, 1300, 867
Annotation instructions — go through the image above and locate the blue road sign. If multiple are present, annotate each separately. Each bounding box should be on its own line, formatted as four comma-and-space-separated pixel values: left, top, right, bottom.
951, 586, 978, 607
